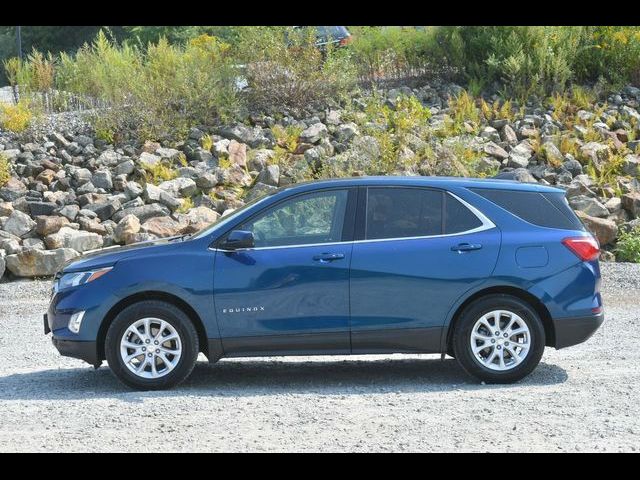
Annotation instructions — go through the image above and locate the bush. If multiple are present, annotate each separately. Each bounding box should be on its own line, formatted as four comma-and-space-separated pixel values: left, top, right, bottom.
615, 226, 640, 262
236, 27, 357, 115
0, 100, 33, 132
0, 153, 10, 186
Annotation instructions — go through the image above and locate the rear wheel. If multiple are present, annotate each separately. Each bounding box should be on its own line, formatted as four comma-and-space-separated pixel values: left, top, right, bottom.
105, 300, 199, 390
452, 295, 545, 384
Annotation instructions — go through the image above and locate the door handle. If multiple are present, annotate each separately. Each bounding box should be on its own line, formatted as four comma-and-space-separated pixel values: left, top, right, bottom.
451, 243, 482, 253
313, 253, 345, 263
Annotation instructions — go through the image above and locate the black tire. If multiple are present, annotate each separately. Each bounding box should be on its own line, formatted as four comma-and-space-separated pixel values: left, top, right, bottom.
105, 300, 199, 391
452, 294, 545, 384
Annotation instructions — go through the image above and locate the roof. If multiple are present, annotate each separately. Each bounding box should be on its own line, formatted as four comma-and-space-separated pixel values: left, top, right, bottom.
279, 176, 564, 194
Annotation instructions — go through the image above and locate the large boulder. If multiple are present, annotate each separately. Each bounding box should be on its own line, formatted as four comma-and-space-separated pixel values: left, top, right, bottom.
141, 217, 186, 238
114, 214, 141, 244
3, 210, 36, 238
45, 226, 103, 252
576, 212, 618, 246
507, 141, 533, 168
228, 140, 247, 168
569, 195, 609, 218
35, 215, 70, 236
5, 248, 79, 277
181, 206, 220, 233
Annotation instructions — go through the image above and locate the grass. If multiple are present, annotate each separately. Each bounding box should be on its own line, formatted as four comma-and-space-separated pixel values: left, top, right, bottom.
0, 153, 10, 187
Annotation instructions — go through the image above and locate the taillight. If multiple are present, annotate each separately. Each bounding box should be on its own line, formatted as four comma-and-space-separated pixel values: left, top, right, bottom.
562, 236, 600, 262
339, 36, 352, 46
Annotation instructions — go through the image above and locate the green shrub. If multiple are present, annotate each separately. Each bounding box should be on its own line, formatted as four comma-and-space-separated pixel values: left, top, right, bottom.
0, 153, 10, 187
142, 161, 178, 185
236, 27, 357, 114
0, 100, 33, 132
615, 226, 640, 262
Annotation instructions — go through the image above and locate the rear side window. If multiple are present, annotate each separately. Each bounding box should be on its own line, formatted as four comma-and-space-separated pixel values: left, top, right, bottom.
444, 194, 483, 234
470, 188, 585, 231
366, 188, 442, 240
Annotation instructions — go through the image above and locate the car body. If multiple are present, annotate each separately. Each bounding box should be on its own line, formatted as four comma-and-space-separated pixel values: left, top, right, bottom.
45, 176, 604, 389
291, 26, 352, 49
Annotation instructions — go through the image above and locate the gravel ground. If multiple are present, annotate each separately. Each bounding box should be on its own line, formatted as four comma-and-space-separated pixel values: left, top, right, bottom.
0, 262, 638, 452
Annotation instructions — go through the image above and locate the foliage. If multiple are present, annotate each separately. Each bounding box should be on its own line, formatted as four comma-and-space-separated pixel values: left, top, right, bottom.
142, 161, 178, 185
0, 99, 33, 132
271, 124, 302, 151
200, 134, 213, 152
0, 153, 10, 186
615, 226, 640, 262
479, 98, 515, 123
237, 27, 357, 115
437, 90, 480, 137
176, 197, 194, 214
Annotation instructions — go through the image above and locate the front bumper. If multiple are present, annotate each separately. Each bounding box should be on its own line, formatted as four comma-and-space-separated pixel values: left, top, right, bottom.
51, 337, 100, 367
553, 312, 605, 349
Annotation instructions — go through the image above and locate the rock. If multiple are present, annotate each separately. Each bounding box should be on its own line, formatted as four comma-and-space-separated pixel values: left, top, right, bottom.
476, 157, 501, 174
500, 124, 518, 146
3, 210, 36, 238
577, 212, 618, 246
36, 169, 57, 185
141, 217, 186, 238
45, 226, 103, 252
182, 206, 220, 233
139, 151, 161, 167
335, 123, 359, 143
0, 178, 27, 202
493, 168, 537, 183
219, 124, 271, 148
113, 203, 170, 224
23, 238, 45, 250
622, 192, 640, 217
245, 182, 278, 202
507, 141, 533, 168
5, 248, 79, 277
58, 204, 80, 222
0, 254, 4, 279
299, 123, 328, 144
97, 150, 121, 167
0, 237, 21, 255
158, 177, 197, 198
156, 147, 182, 162
563, 156, 583, 177
84, 200, 121, 221
92, 170, 113, 190
35, 216, 70, 236
569, 195, 609, 218
114, 214, 141, 244
77, 181, 96, 194
580, 142, 610, 170
213, 139, 230, 157
222, 165, 252, 187
541, 142, 563, 165
27, 201, 57, 217
622, 155, 640, 177
256, 164, 280, 187
604, 197, 622, 213
195, 173, 219, 190
483, 141, 508, 160
228, 140, 247, 168
0, 202, 13, 216
114, 159, 135, 176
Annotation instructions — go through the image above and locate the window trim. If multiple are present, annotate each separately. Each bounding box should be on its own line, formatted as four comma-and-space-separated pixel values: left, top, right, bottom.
213, 188, 495, 252
213, 187, 357, 250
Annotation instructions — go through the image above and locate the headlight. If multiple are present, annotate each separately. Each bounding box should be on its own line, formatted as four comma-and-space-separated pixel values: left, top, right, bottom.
57, 267, 113, 291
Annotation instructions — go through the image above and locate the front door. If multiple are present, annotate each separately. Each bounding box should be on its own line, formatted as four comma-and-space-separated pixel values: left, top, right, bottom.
349, 186, 501, 353
214, 188, 355, 356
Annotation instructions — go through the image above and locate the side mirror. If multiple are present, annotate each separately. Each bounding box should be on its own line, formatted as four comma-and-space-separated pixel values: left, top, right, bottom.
219, 230, 255, 250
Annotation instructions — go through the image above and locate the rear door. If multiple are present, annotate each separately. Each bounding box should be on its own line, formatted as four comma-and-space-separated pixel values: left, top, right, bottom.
349, 186, 501, 353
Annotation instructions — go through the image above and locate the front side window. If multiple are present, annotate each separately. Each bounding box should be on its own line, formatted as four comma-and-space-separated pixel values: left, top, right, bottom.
238, 190, 348, 248
366, 188, 443, 240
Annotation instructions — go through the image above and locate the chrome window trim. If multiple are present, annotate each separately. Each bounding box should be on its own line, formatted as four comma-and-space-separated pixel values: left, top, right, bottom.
211, 191, 495, 252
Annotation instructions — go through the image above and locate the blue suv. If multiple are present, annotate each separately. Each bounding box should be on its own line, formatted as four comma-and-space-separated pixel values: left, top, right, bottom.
45, 177, 604, 390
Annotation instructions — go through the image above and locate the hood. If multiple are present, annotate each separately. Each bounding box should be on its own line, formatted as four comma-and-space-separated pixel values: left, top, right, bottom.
61, 235, 189, 273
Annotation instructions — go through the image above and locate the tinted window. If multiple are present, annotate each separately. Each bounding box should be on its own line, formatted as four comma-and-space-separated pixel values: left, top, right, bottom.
239, 190, 348, 247
470, 188, 585, 231
366, 188, 442, 240
445, 194, 483, 234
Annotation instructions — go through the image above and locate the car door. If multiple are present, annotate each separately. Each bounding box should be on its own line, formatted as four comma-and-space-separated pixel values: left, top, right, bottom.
213, 188, 356, 356
349, 186, 501, 353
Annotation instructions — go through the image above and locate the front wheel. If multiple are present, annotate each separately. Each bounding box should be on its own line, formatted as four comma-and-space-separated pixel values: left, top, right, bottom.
105, 300, 199, 390
452, 295, 545, 384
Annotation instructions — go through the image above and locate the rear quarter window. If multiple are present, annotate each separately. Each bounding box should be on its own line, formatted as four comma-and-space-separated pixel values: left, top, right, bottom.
470, 188, 585, 231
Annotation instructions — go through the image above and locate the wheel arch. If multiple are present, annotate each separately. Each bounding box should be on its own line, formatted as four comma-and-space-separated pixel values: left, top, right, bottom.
443, 285, 555, 352
96, 291, 209, 362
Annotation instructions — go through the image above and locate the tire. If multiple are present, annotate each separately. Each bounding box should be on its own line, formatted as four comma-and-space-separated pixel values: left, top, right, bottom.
452, 294, 545, 384
105, 300, 199, 390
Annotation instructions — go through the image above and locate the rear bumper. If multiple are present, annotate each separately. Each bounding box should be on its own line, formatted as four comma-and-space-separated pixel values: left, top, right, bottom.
552, 312, 605, 349
52, 337, 99, 367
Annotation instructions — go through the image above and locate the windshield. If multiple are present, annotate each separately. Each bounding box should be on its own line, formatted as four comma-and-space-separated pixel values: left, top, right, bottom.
190, 191, 276, 240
